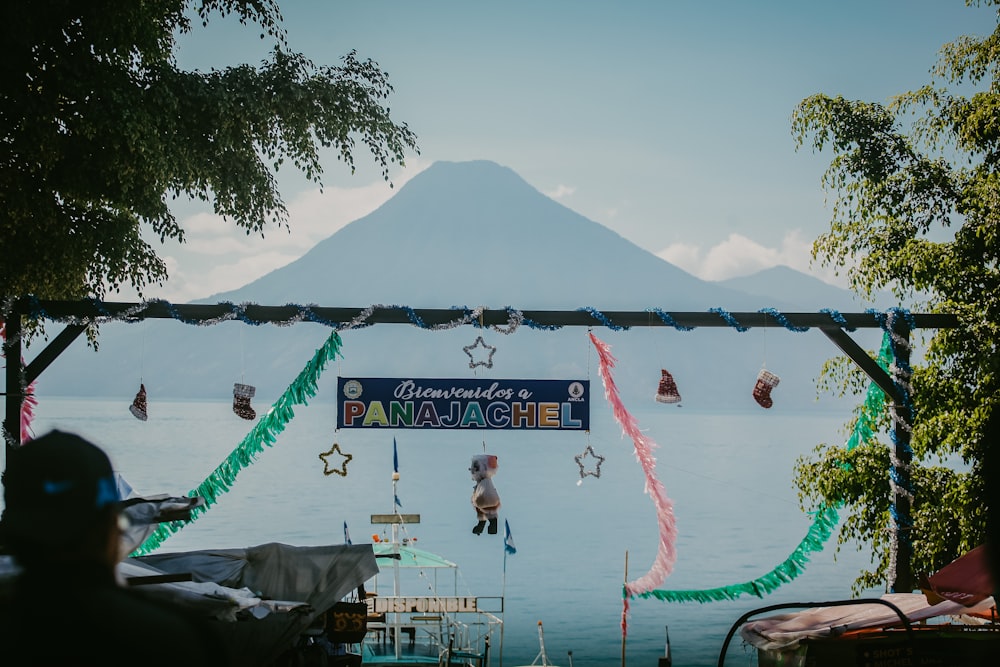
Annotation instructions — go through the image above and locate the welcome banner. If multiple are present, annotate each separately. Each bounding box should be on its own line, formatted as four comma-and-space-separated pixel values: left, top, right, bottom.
337, 377, 589, 430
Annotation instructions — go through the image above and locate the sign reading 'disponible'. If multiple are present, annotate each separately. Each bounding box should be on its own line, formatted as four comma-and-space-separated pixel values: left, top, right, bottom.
337, 377, 589, 430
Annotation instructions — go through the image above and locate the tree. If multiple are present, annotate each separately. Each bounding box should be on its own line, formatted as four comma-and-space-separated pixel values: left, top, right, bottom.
0, 0, 418, 301
791, 0, 999, 592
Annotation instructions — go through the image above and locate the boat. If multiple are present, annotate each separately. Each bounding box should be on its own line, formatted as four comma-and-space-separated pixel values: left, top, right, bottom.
1, 492, 381, 667
353, 492, 503, 665
131, 541, 379, 666
721, 547, 1000, 667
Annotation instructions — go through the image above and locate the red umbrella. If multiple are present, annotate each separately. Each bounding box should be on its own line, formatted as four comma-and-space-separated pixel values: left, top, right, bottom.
921, 545, 995, 607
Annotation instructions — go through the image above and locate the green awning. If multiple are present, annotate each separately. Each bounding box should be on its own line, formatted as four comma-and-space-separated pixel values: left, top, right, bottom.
372, 543, 457, 569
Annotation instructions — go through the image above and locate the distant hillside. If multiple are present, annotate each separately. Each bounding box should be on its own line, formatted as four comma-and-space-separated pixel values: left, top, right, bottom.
716, 266, 898, 311
29, 160, 887, 411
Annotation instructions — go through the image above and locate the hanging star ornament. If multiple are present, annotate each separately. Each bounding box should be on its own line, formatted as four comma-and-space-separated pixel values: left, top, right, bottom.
319, 442, 353, 477
575, 444, 606, 484
463, 335, 497, 369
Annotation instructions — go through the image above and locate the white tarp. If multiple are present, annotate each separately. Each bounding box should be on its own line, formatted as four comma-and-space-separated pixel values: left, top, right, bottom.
130, 542, 377, 666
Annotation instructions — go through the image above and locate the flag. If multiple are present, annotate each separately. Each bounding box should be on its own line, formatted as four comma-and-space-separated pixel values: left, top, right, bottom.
344, 521, 352, 545
393, 438, 403, 508
504, 519, 517, 555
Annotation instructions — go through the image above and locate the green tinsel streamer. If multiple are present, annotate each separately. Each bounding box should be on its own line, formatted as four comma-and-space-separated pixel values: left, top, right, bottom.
131, 330, 343, 556
845, 334, 892, 452
630, 331, 892, 603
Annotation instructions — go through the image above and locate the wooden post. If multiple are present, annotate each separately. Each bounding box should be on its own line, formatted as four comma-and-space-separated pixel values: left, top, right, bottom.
3, 309, 23, 459
889, 314, 914, 593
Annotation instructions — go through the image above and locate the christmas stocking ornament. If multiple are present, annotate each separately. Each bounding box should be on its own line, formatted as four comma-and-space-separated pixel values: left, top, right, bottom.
752, 368, 780, 409
129, 383, 148, 421
233, 382, 257, 420
655, 368, 682, 404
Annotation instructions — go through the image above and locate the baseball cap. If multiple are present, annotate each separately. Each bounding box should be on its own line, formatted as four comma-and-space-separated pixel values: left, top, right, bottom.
0, 430, 122, 547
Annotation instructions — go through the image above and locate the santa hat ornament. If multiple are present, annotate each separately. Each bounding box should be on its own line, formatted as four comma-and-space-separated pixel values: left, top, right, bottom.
655, 368, 682, 405
233, 382, 257, 421
129, 383, 148, 421
752, 368, 780, 409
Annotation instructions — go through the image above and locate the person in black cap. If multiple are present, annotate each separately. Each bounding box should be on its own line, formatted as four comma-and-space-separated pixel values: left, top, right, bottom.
0, 430, 229, 666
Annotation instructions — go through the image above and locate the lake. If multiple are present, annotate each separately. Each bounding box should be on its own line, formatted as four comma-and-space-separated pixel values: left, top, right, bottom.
16, 394, 881, 666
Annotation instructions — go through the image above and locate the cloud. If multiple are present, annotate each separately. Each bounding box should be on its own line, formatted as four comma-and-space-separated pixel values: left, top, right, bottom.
142, 161, 431, 301
283, 164, 427, 246
656, 230, 847, 286
183, 160, 429, 254
656, 241, 704, 276
173, 250, 301, 301
545, 184, 576, 199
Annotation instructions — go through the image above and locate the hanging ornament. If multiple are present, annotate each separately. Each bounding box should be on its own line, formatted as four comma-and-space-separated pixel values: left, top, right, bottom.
129, 383, 148, 421
752, 368, 780, 409
233, 382, 257, 420
319, 442, 353, 477
575, 444, 606, 485
463, 335, 497, 369
470, 454, 501, 535
655, 369, 682, 405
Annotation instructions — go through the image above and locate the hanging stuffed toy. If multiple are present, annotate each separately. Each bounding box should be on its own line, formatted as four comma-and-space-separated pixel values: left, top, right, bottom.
470, 454, 501, 535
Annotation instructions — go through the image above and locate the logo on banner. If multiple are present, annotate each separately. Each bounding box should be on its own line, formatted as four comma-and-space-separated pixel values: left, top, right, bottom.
343, 380, 363, 400
337, 377, 589, 430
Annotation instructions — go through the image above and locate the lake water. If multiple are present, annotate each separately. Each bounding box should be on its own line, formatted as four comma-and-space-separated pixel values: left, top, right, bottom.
16, 395, 880, 666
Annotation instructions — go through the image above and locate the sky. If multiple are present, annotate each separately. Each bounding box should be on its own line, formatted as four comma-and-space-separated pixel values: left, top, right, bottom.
134, 0, 997, 303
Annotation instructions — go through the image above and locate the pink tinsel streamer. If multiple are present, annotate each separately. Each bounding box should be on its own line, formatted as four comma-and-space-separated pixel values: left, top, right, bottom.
1, 319, 38, 442
589, 333, 678, 617
20, 383, 38, 441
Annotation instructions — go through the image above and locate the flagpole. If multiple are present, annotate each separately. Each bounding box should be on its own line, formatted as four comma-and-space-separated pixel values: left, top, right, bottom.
622, 550, 628, 667
501, 519, 516, 667
391, 438, 401, 655
501, 550, 506, 667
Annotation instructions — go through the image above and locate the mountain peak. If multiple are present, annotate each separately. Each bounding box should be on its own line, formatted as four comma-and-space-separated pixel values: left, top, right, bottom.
227, 159, 757, 310
417, 159, 520, 179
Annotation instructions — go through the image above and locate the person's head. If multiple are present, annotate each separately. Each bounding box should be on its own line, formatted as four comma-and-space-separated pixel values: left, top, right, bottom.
469, 454, 498, 482
0, 430, 123, 568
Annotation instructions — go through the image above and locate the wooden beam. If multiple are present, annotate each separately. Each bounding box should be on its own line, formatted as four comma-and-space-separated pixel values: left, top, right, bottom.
24, 323, 88, 385
16, 298, 960, 330
820, 327, 900, 402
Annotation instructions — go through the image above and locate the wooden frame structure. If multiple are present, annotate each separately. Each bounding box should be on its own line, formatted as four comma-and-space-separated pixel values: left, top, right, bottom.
1, 297, 961, 594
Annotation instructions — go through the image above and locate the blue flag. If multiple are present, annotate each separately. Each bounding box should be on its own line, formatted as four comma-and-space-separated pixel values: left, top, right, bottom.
504, 519, 517, 555
393, 438, 402, 508
344, 521, 352, 545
